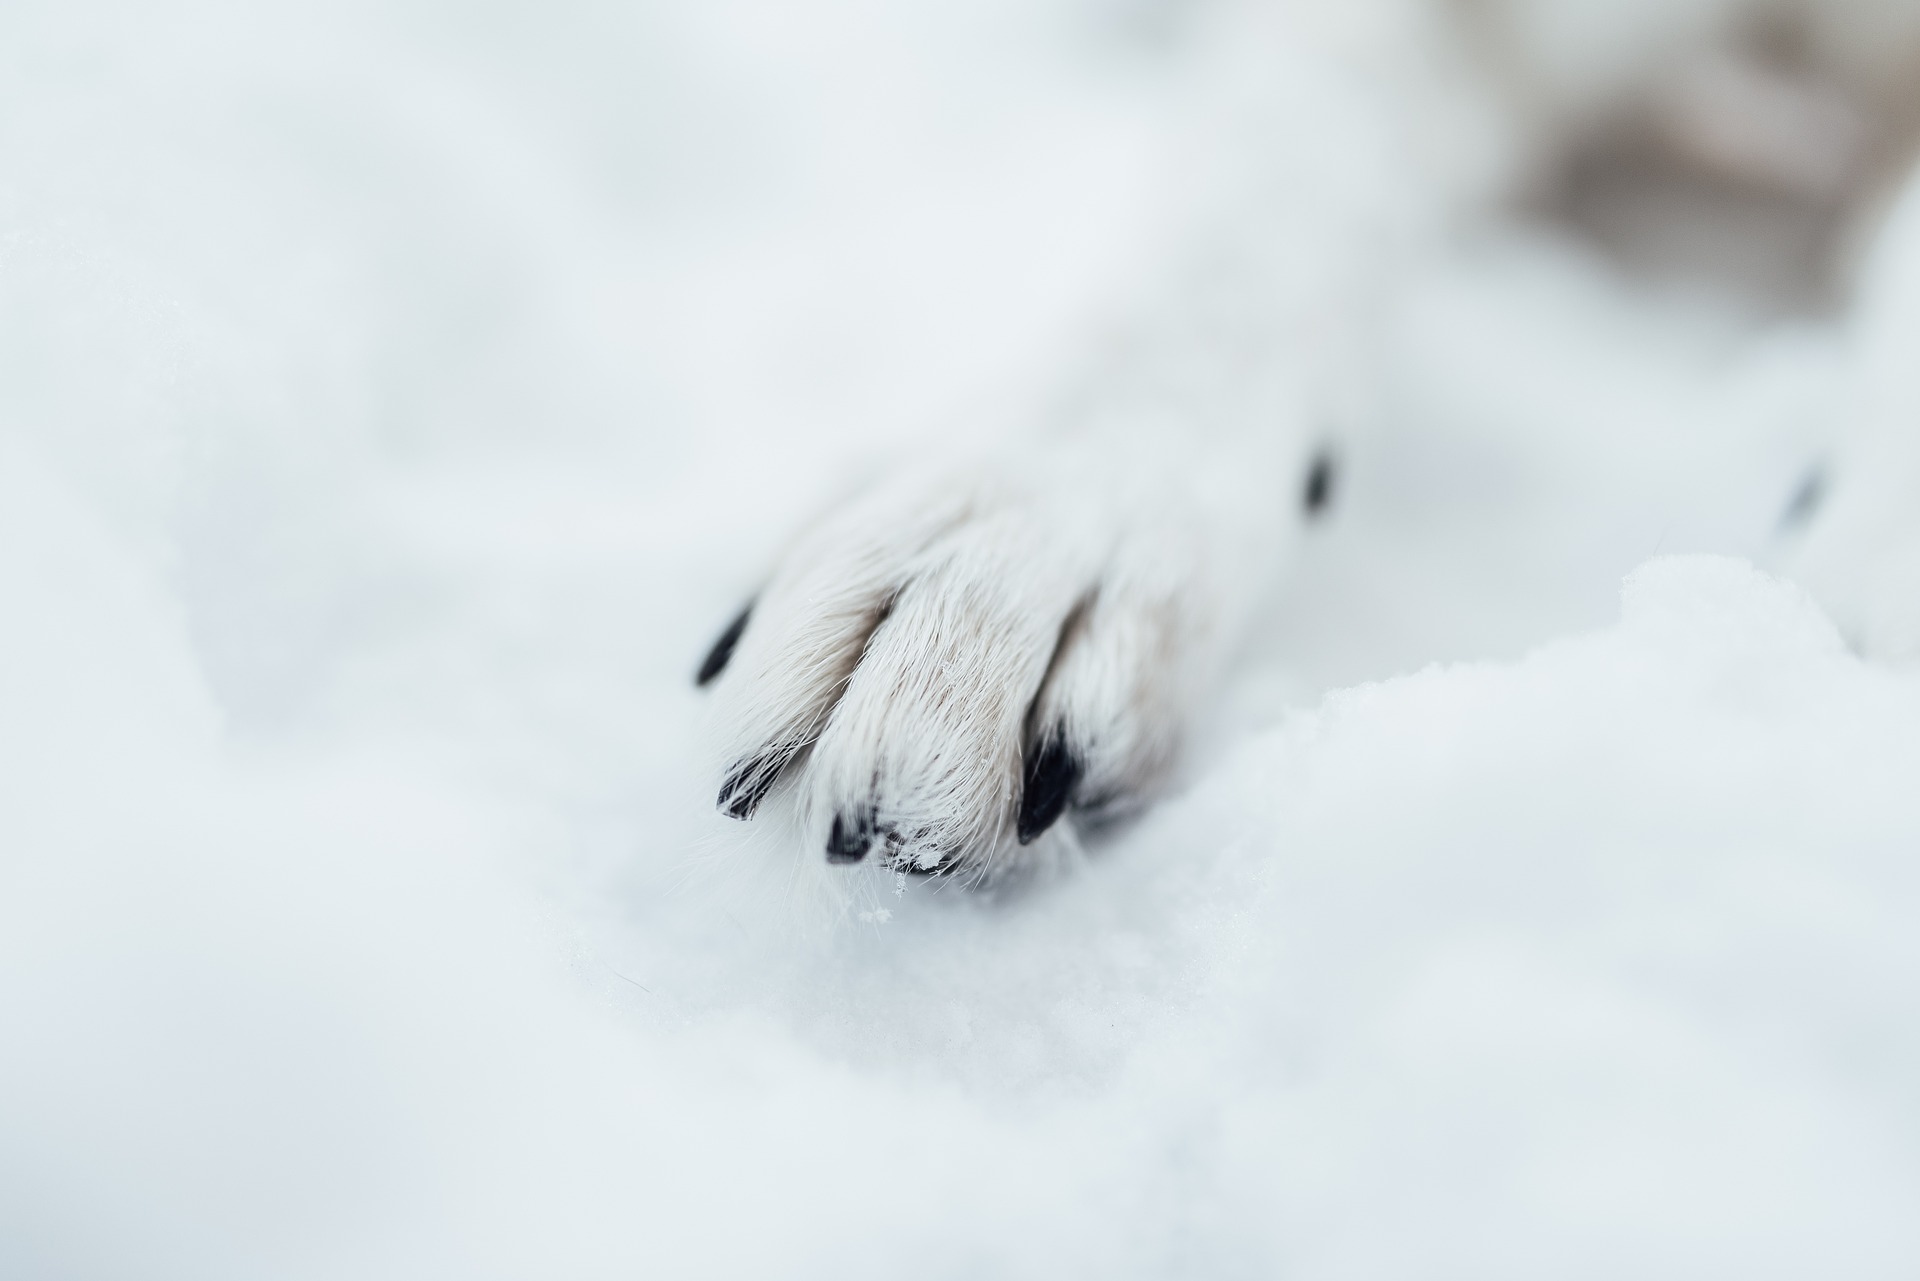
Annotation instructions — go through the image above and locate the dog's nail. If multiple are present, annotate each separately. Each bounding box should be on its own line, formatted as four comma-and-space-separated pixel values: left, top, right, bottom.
717, 753, 781, 820
1302, 450, 1337, 519
1018, 733, 1083, 844
695, 603, 753, 687
1781, 467, 1825, 528
826, 810, 874, 864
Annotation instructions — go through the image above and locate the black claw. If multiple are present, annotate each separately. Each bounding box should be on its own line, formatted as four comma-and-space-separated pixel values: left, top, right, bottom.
1302, 450, 1337, 519
1781, 468, 1825, 529
1018, 733, 1083, 844
695, 603, 753, 687
718, 753, 782, 820
827, 810, 875, 864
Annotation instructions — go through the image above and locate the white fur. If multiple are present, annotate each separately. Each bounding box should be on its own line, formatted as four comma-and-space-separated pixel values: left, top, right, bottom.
707, 0, 1920, 875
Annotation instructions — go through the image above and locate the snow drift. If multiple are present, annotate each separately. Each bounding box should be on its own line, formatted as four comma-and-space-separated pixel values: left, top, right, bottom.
4, 0, 1919, 1276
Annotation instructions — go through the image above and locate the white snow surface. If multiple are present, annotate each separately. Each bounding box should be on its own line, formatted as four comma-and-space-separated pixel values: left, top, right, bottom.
4, 2, 1919, 1277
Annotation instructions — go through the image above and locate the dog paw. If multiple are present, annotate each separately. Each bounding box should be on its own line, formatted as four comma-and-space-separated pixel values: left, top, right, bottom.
695, 446, 1280, 879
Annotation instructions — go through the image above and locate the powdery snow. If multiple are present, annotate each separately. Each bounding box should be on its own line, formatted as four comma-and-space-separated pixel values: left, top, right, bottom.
3, 1, 1918, 1277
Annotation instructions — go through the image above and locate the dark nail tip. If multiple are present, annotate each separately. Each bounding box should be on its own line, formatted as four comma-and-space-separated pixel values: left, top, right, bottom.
826, 811, 873, 864
695, 603, 753, 688
1017, 733, 1083, 844
1303, 449, 1337, 519
1016, 816, 1061, 846
717, 753, 780, 820
1781, 467, 1826, 528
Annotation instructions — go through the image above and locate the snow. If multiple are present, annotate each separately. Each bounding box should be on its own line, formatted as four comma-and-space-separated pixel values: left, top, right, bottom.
4, 1, 1919, 1276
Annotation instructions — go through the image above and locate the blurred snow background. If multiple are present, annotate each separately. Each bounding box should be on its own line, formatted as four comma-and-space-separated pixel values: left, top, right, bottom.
4, 0, 1919, 1276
